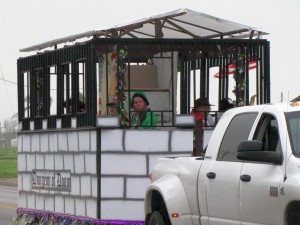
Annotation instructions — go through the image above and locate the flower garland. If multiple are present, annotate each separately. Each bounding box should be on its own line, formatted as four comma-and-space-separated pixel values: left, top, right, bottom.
115, 46, 128, 127
11, 208, 145, 225
232, 47, 246, 106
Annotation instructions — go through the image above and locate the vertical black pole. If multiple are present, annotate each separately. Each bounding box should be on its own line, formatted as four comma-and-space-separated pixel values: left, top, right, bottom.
96, 128, 101, 219
259, 45, 264, 104
57, 64, 63, 117
17, 59, 24, 121
200, 57, 206, 98
72, 56, 79, 116
180, 55, 187, 114
245, 45, 250, 105
89, 41, 97, 127
264, 42, 271, 103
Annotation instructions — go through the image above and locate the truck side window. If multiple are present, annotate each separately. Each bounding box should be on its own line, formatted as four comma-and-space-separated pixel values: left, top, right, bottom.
253, 114, 282, 153
286, 111, 300, 156
217, 113, 258, 161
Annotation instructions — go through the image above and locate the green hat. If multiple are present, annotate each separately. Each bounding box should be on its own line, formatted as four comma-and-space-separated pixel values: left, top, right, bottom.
130, 91, 149, 108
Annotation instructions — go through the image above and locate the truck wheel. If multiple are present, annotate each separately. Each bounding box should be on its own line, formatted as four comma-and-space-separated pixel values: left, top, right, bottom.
149, 211, 167, 225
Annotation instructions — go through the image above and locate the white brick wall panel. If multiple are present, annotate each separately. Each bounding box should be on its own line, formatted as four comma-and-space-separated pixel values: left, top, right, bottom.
23, 135, 31, 152
101, 177, 124, 198
54, 195, 64, 213
91, 177, 98, 198
74, 154, 85, 174
18, 135, 23, 153
79, 131, 90, 151
71, 176, 80, 196
125, 130, 169, 152
81, 176, 91, 196
75, 199, 86, 217
58, 133, 68, 151
40, 134, 49, 152
18, 193, 27, 208
45, 196, 54, 212
45, 154, 54, 170
68, 132, 79, 152
49, 133, 58, 152
101, 200, 144, 220
85, 154, 96, 174
36, 154, 45, 170
22, 173, 32, 191
101, 154, 146, 175
86, 199, 97, 218
36, 195, 45, 210
27, 154, 35, 172
171, 130, 194, 152
54, 154, 64, 170
63, 154, 74, 172
65, 197, 75, 215
90, 131, 97, 152
126, 178, 150, 199
101, 130, 123, 151
27, 193, 35, 209
31, 134, 40, 152
18, 174, 23, 191
18, 154, 26, 172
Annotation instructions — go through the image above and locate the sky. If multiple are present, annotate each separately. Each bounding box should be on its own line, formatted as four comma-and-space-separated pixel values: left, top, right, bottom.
0, 0, 299, 123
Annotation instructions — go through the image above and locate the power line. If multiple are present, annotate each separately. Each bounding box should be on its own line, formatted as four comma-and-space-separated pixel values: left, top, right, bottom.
0, 65, 15, 115
0, 77, 17, 85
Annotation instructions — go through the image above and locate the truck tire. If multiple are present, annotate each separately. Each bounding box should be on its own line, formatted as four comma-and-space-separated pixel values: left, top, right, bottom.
149, 211, 167, 225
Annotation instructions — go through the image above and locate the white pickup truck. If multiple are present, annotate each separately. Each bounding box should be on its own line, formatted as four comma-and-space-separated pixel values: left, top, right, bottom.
145, 102, 300, 225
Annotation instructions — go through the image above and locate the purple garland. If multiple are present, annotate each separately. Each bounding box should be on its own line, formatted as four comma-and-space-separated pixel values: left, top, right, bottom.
12, 208, 144, 225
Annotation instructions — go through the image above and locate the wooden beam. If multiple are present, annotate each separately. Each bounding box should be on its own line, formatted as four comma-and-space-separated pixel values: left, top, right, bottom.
165, 19, 200, 38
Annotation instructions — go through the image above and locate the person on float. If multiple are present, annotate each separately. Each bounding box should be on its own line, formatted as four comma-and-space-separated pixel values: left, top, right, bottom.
130, 91, 157, 128
191, 97, 214, 127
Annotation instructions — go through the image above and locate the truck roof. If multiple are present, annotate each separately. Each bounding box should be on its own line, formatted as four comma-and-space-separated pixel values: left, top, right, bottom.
227, 101, 300, 115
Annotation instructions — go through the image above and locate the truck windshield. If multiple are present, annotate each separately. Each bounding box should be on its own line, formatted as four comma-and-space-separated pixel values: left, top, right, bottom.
286, 111, 300, 157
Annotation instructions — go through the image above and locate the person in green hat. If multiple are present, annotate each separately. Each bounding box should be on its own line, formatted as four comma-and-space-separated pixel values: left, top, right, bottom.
130, 91, 157, 128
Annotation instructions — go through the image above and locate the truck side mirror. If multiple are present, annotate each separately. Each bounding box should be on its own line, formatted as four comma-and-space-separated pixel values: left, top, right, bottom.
238, 140, 263, 152
237, 140, 283, 164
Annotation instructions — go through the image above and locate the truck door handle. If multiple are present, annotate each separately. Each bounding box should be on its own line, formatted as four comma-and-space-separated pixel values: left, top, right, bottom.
240, 174, 251, 182
206, 172, 216, 179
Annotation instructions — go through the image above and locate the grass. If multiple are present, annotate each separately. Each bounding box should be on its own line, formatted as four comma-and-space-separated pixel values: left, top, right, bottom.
0, 161, 17, 178
0, 147, 17, 178
0, 147, 17, 159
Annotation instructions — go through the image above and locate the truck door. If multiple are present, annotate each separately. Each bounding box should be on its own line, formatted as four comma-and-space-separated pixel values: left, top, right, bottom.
239, 113, 283, 225
200, 112, 258, 225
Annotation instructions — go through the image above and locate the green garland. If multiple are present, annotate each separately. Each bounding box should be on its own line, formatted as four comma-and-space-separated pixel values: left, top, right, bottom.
232, 47, 246, 106
115, 46, 128, 127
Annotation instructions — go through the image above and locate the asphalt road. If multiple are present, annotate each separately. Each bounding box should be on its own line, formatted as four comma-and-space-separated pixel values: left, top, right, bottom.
0, 185, 17, 225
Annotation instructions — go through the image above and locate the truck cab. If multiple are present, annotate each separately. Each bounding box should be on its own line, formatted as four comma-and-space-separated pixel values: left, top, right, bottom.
146, 102, 300, 225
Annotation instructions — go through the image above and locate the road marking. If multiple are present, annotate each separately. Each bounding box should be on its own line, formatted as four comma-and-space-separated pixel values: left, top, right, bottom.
0, 203, 17, 209
0, 189, 17, 193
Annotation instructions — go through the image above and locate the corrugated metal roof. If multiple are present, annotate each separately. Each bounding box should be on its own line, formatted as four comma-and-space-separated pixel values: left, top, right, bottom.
20, 8, 268, 52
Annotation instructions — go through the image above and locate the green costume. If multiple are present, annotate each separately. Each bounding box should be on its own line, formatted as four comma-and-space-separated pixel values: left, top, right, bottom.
130, 91, 157, 128
131, 109, 157, 128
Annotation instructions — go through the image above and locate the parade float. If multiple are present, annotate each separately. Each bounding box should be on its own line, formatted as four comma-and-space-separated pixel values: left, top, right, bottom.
13, 8, 269, 224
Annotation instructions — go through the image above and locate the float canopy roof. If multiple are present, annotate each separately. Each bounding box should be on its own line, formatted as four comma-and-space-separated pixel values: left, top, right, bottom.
20, 8, 268, 52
